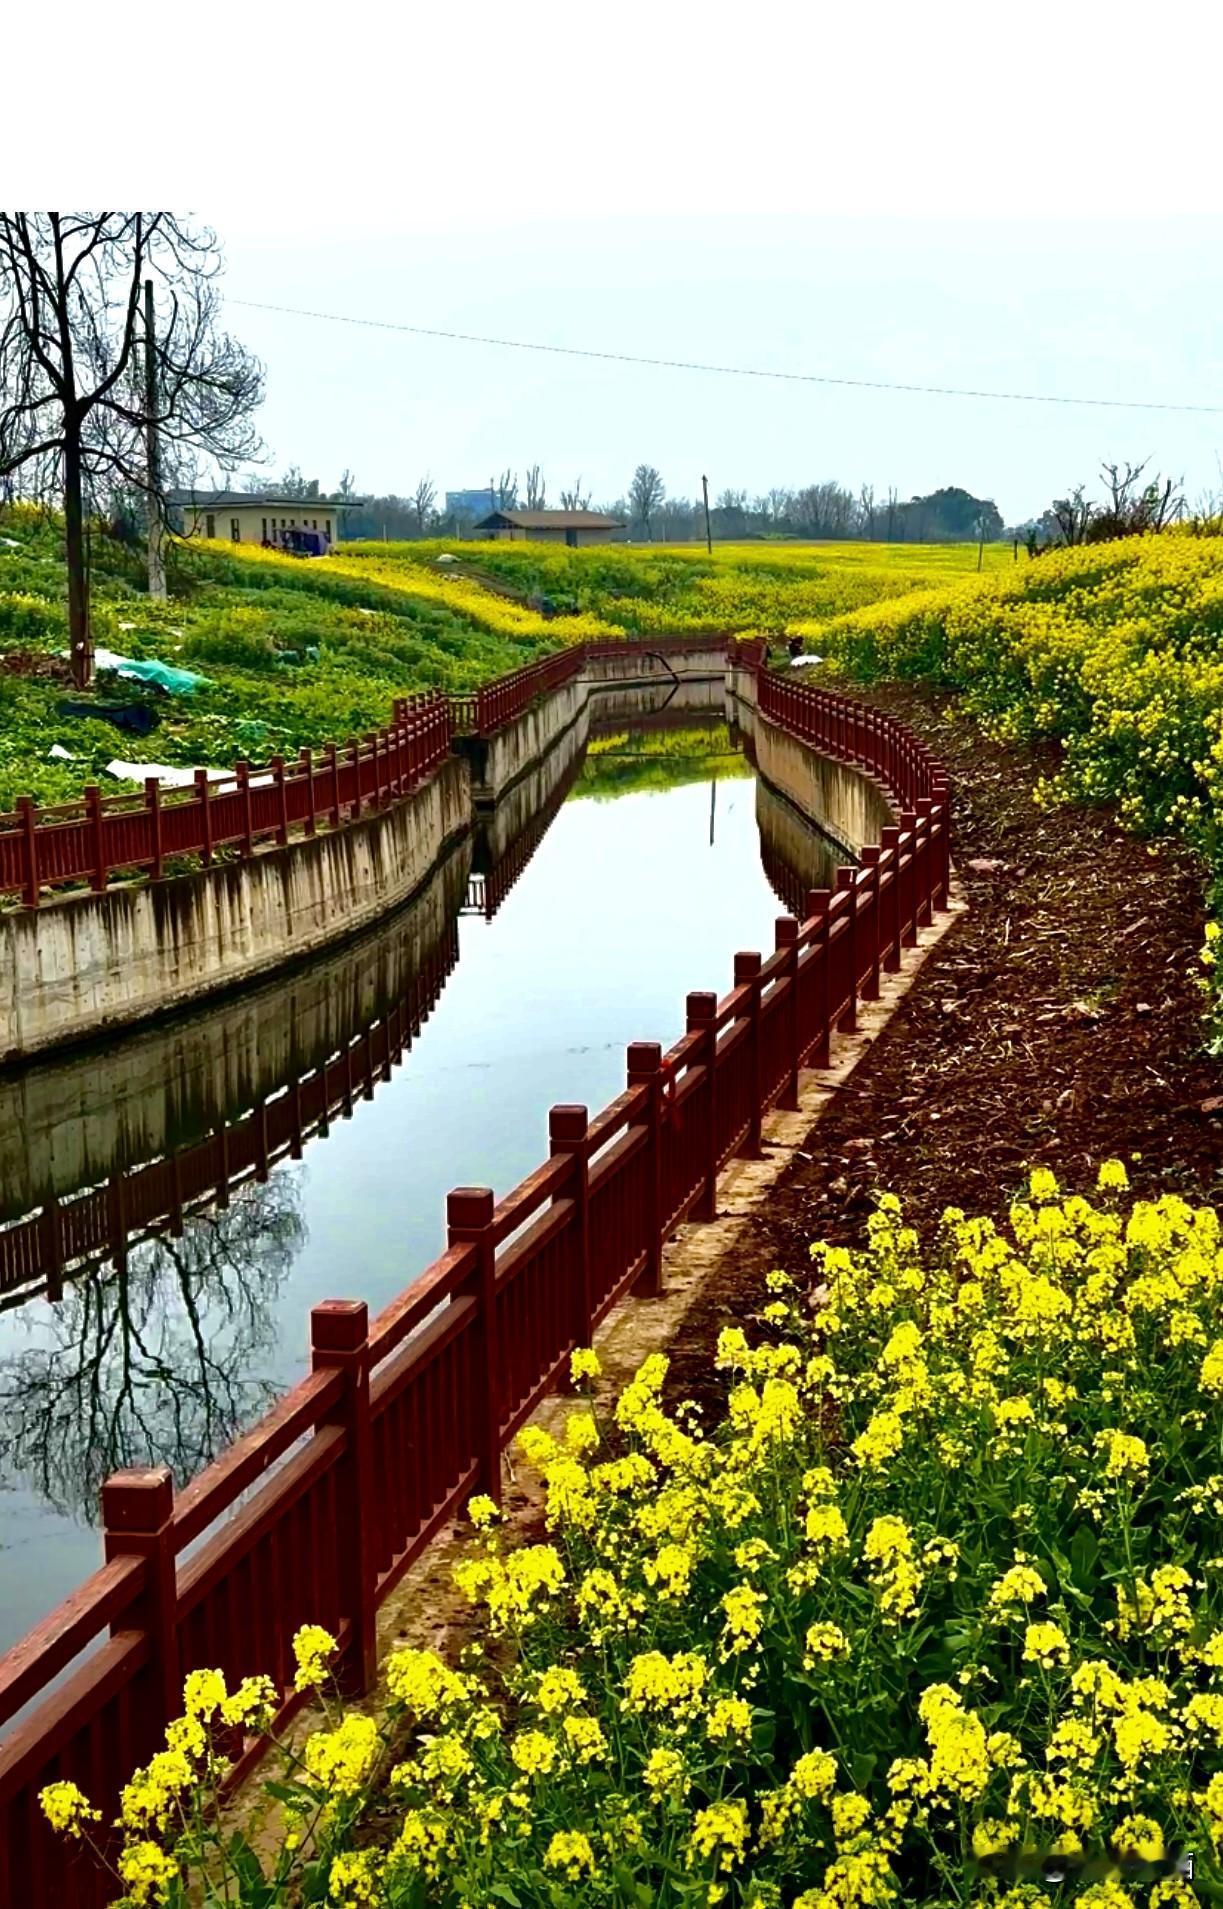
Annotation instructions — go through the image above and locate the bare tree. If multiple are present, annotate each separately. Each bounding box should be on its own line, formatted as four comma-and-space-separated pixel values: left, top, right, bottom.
492, 468, 518, 509
859, 482, 877, 540
524, 464, 546, 510
628, 463, 665, 540
559, 477, 591, 511
1049, 485, 1095, 547
411, 474, 437, 535
0, 213, 263, 686
337, 467, 358, 500
1091, 459, 1181, 539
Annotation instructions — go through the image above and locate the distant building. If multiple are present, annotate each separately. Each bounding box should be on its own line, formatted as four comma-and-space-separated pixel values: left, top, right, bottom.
445, 488, 500, 521
168, 489, 360, 553
474, 509, 626, 547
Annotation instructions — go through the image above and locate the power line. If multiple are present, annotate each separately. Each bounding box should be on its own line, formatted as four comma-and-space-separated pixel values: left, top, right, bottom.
230, 297, 1223, 417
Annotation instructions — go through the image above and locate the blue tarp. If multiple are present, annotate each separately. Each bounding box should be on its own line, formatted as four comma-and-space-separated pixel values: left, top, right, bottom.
112, 658, 210, 695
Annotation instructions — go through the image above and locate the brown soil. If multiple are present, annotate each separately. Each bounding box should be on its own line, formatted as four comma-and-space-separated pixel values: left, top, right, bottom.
663, 680, 1223, 1410
0, 649, 70, 681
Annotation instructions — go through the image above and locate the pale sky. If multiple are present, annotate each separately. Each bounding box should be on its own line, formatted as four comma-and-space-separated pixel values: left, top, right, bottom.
15, 1, 1223, 523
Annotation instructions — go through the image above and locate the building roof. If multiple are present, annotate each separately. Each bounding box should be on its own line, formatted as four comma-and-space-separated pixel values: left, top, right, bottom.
168, 489, 361, 510
474, 509, 625, 531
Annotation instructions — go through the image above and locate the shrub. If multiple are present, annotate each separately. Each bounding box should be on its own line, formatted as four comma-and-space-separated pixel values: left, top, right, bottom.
44, 1167, 1223, 1905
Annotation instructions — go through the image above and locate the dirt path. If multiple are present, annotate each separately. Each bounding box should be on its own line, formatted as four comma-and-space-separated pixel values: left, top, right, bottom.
663, 680, 1223, 1408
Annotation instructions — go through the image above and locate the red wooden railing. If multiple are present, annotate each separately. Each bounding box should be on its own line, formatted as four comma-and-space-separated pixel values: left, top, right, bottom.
0, 657, 951, 1909
0, 693, 452, 908
0, 637, 726, 907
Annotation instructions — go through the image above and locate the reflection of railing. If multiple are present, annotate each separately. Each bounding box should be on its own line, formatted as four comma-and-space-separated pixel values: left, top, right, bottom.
461, 750, 585, 922
0, 694, 452, 906
0, 659, 953, 1909
0, 923, 460, 1310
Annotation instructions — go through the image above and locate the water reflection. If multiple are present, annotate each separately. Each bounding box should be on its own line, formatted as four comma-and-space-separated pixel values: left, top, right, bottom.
0, 1181, 300, 1523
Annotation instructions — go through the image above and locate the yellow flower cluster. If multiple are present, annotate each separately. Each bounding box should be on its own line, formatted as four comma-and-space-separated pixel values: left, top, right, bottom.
44, 1167, 1223, 1907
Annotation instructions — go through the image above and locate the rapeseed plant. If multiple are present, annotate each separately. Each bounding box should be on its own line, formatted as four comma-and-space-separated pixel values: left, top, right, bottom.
43, 1174, 1223, 1904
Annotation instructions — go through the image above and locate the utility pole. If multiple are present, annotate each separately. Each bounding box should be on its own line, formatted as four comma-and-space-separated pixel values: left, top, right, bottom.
701, 474, 713, 554
144, 279, 166, 600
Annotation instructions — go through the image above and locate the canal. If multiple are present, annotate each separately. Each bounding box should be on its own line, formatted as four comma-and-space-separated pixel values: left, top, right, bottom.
0, 699, 850, 1649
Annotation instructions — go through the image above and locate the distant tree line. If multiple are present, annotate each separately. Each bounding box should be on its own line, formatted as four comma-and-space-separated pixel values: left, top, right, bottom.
253, 455, 1216, 551
290, 461, 1008, 546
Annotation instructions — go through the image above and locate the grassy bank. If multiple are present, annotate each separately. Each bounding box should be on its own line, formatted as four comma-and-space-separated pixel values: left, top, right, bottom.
790, 528, 1223, 1026
0, 515, 1010, 811
0, 509, 563, 807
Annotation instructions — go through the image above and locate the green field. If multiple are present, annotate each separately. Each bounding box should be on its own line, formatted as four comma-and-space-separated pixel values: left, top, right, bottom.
0, 511, 1014, 809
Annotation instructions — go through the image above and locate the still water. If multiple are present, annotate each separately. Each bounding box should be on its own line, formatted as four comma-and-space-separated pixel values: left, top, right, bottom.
0, 711, 847, 1648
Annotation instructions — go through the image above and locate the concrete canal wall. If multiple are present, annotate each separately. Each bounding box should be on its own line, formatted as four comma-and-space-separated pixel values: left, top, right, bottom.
728, 665, 896, 855
0, 755, 472, 1066
459, 645, 726, 806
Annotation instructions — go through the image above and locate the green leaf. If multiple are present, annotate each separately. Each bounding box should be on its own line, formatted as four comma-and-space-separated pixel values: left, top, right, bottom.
851, 1750, 878, 1790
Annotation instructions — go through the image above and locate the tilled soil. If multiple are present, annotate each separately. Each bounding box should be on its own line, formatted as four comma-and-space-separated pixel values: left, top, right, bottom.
662, 681, 1223, 1409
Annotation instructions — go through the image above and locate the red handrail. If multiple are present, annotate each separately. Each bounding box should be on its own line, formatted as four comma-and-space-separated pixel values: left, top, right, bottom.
0, 692, 453, 908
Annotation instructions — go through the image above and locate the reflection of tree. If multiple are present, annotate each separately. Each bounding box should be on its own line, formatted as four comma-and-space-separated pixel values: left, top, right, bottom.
0, 1175, 304, 1525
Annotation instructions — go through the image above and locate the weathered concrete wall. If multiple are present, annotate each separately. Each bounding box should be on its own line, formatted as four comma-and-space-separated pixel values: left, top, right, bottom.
728, 674, 895, 856
590, 644, 727, 686
459, 678, 588, 807
475, 701, 590, 871
587, 674, 724, 731
0, 839, 472, 1218
0, 756, 472, 1067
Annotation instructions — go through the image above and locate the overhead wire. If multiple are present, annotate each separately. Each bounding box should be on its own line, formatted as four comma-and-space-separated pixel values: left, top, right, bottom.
229, 297, 1223, 417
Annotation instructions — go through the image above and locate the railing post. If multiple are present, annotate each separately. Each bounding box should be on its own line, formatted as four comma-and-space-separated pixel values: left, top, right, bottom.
236, 761, 254, 856
326, 743, 341, 828
836, 868, 859, 1031
899, 812, 918, 947
145, 777, 164, 881
550, 1104, 592, 1367
84, 784, 107, 893
447, 1188, 502, 1503
686, 991, 719, 1221
806, 890, 832, 1067
310, 1299, 377, 1694
915, 797, 934, 927
102, 1467, 179, 1750
734, 952, 764, 1159
880, 825, 902, 972
349, 738, 362, 821
16, 795, 39, 908
775, 916, 801, 1112
272, 757, 289, 846
938, 778, 953, 908
195, 769, 213, 867
627, 1041, 665, 1296
301, 748, 317, 837
860, 846, 882, 1000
